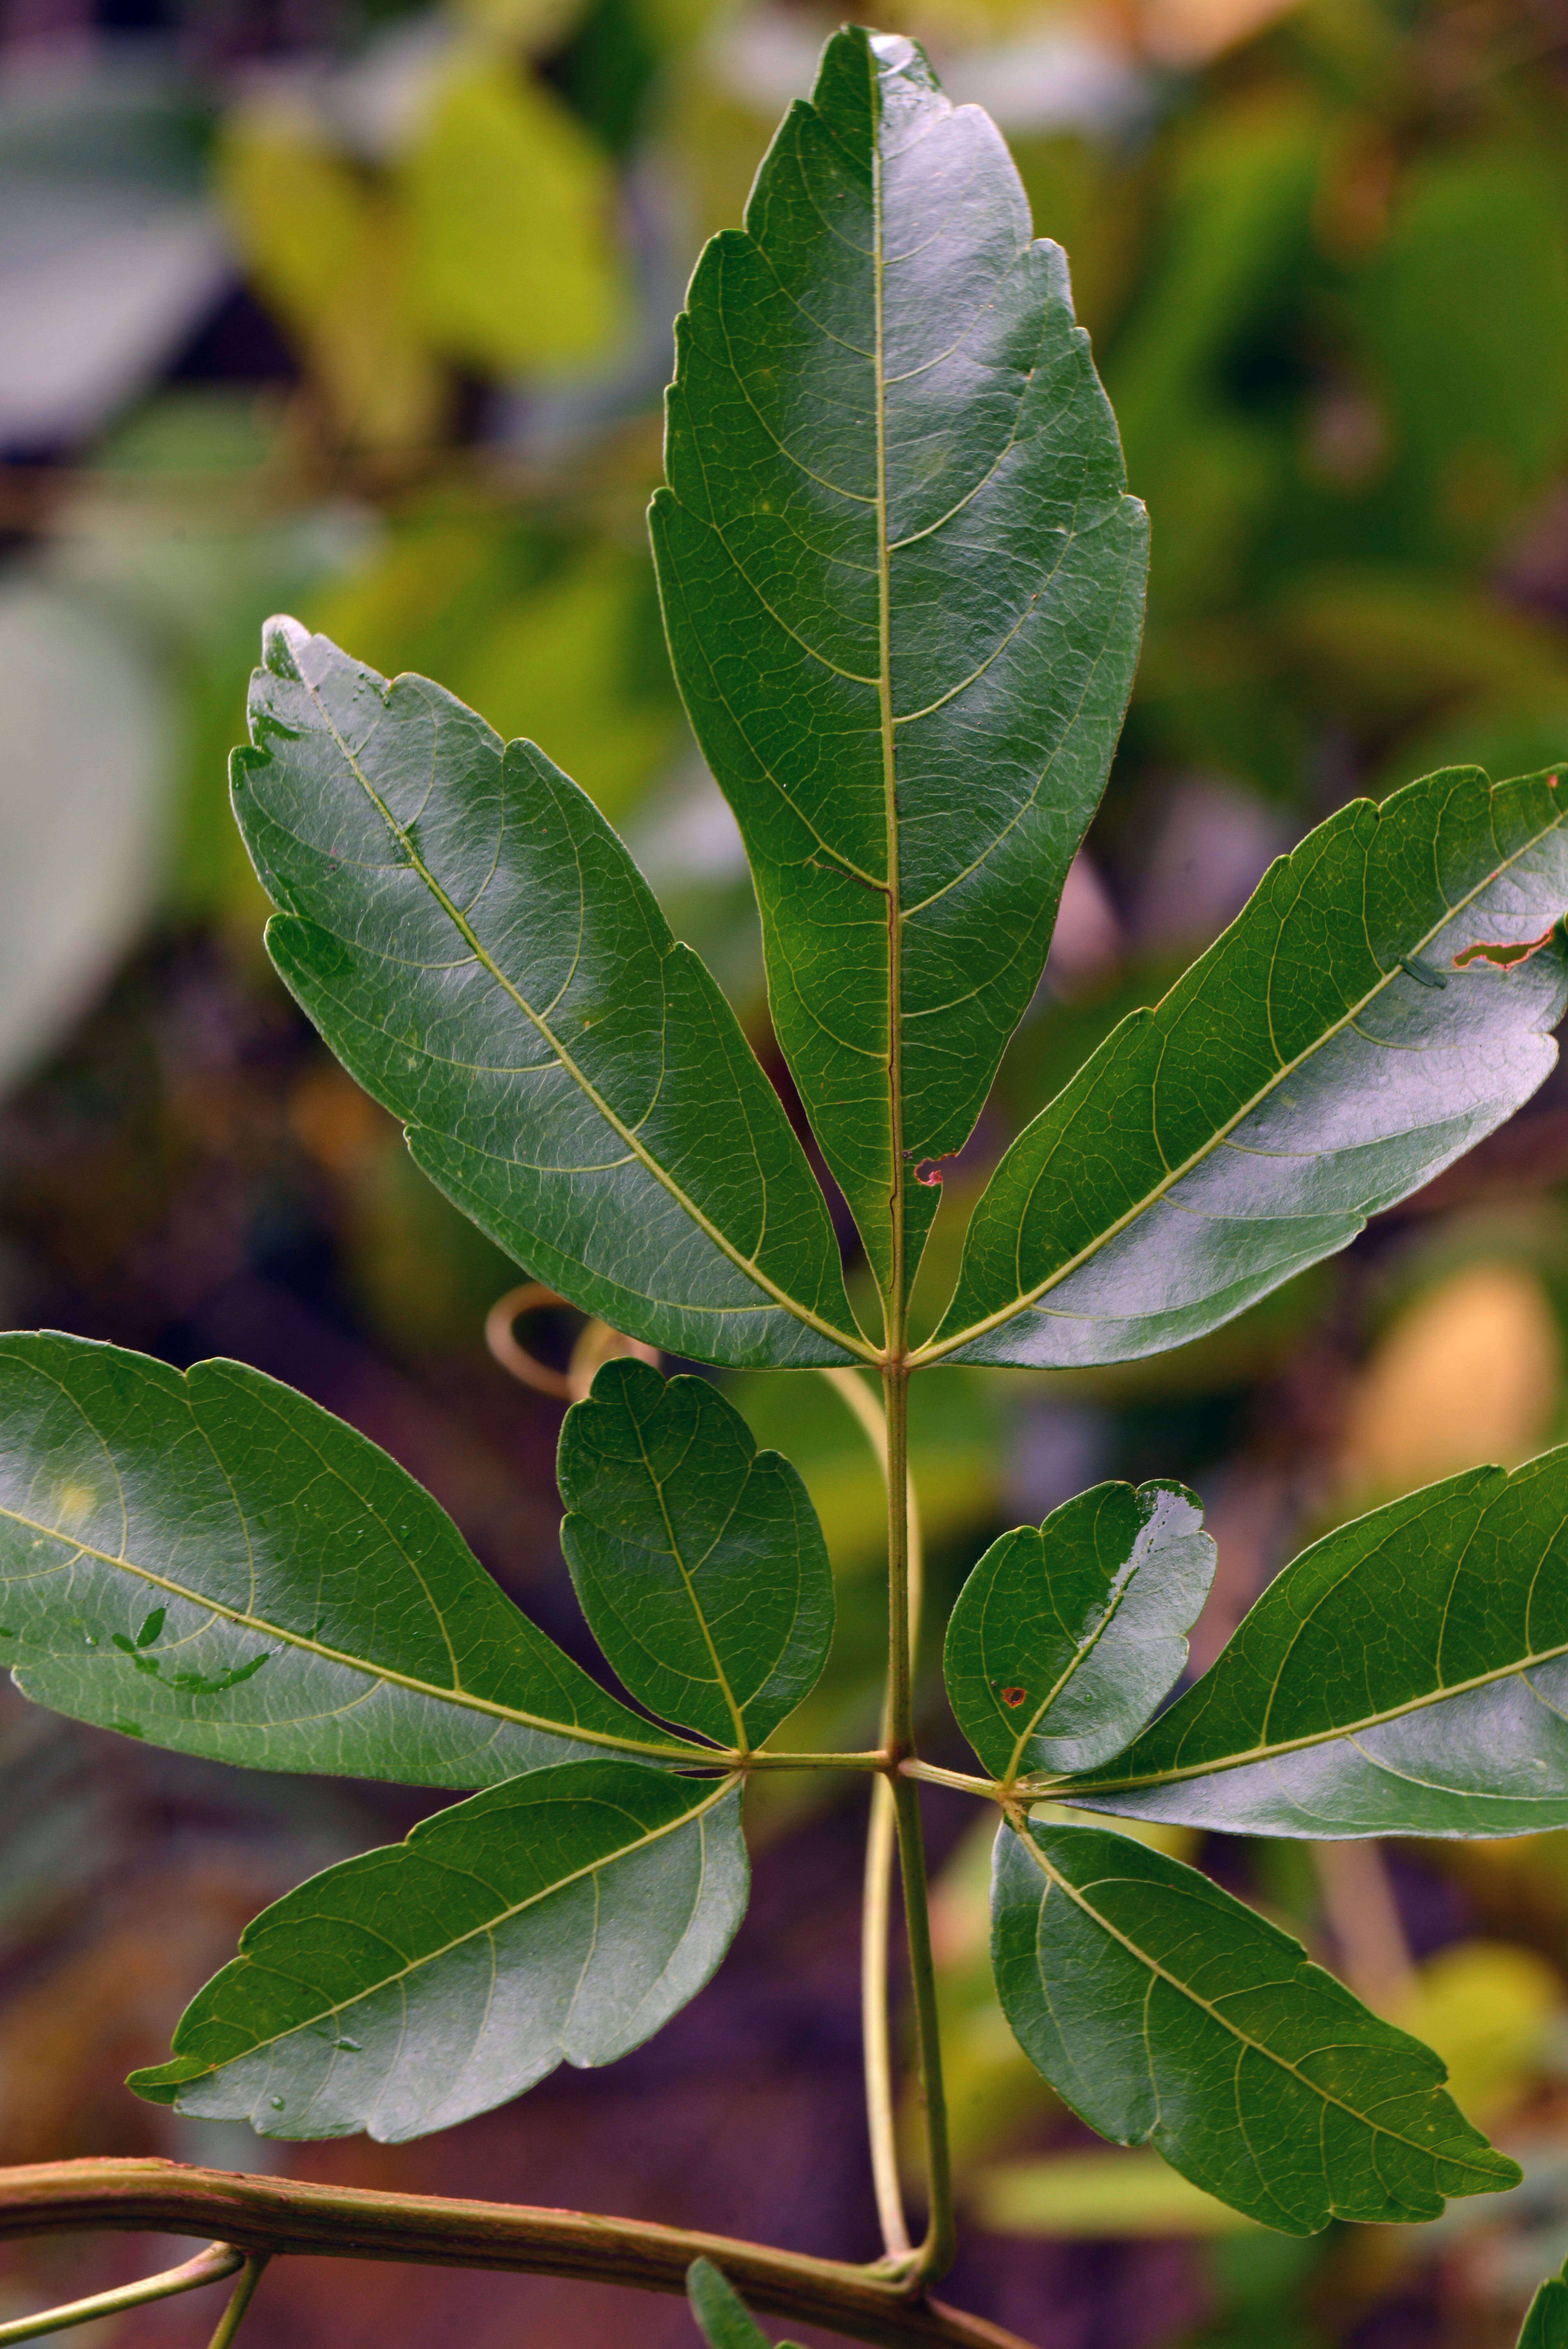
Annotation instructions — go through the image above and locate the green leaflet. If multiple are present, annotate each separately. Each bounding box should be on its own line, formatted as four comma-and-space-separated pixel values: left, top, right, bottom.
686, 2259, 805, 2349
232, 618, 865, 1371
1519, 2267, 1568, 2349
0, 1332, 697, 1783
944, 1481, 1212, 1782
130, 1762, 746, 2142
927, 766, 1568, 1367
991, 1817, 1520, 2232
650, 27, 1145, 1310
559, 1360, 833, 1750
1059, 1447, 1568, 1837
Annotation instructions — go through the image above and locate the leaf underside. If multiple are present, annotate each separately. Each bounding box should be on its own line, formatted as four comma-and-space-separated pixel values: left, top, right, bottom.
0, 1331, 695, 1783
933, 765, 1568, 1366
232, 618, 862, 1371
130, 1762, 747, 2142
559, 1358, 833, 1750
652, 26, 1146, 1309
944, 1479, 1213, 1782
991, 1817, 1520, 2231
1063, 1444, 1568, 1837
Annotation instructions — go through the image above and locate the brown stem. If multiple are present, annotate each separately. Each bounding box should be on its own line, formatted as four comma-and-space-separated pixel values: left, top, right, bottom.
0, 2161, 1036, 2349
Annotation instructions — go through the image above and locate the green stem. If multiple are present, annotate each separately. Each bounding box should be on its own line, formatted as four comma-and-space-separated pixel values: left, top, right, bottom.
0, 2162, 1037, 2349
893, 1771, 955, 2280
884, 1367, 913, 1753
0, 2238, 244, 2343
821, 1365, 923, 2266
206, 2253, 271, 2349
882, 1364, 955, 2283
900, 1761, 998, 1798
862, 1772, 914, 2262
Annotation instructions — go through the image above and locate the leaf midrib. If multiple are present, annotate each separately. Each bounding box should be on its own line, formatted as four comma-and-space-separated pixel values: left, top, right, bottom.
4, 1506, 707, 1764
179, 1775, 740, 2081
633, 1410, 750, 1751
287, 668, 873, 1365
870, 47, 906, 1328
919, 791, 1568, 1363
1047, 1635, 1568, 1799
1016, 1828, 1504, 2189
997, 1532, 1142, 1784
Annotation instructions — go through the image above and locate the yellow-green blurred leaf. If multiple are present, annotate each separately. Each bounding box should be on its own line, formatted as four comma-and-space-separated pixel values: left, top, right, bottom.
312, 529, 679, 825
1392, 1942, 1561, 2128
450, 547, 678, 822
402, 62, 624, 371
454, 0, 591, 50
973, 2148, 1262, 2237
216, 110, 443, 449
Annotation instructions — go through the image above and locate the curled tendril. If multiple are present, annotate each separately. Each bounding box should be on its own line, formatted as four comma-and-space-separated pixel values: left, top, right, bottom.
484, 1282, 659, 1404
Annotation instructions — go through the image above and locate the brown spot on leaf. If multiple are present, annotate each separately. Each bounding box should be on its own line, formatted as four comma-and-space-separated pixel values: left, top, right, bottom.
1001, 1687, 1027, 1708
1454, 916, 1567, 975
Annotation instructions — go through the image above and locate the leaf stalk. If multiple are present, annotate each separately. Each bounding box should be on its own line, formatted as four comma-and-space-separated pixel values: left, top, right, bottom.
0, 2237, 244, 2343
205, 2253, 271, 2349
882, 1362, 955, 2282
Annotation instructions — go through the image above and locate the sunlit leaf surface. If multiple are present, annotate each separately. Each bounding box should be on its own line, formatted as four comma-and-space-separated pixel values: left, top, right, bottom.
652, 27, 1145, 1306
560, 1358, 833, 1749
130, 1762, 745, 2140
232, 618, 864, 1369
0, 1332, 696, 1783
1064, 1444, 1568, 1835
992, 1817, 1520, 2230
945, 1481, 1212, 1781
933, 766, 1568, 1365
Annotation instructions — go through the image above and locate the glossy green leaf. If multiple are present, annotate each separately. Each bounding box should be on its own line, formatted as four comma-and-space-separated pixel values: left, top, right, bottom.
944, 1481, 1212, 1784
686, 2259, 805, 2349
928, 765, 1568, 1368
1518, 2266, 1568, 2349
991, 1816, 1520, 2232
129, 1761, 745, 2141
232, 618, 863, 1370
559, 1358, 833, 1750
650, 27, 1146, 1308
0, 1331, 697, 1784
1061, 1445, 1568, 1837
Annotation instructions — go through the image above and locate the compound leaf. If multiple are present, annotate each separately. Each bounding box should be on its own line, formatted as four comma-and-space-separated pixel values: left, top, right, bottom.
130, 1761, 745, 2142
991, 1817, 1520, 2232
232, 618, 864, 1371
651, 27, 1146, 1312
686, 2259, 805, 2349
0, 1331, 698, 1784
1062, 1444, 1568, 1837
559, 1359, 833, 1750
928, 766, 1568, 1367
945, 1481, 1213, 1783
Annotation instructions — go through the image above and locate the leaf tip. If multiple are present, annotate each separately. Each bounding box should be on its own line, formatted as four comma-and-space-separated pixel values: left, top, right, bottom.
260, 614, 310, 683
125, 2054, 211, 2107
